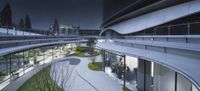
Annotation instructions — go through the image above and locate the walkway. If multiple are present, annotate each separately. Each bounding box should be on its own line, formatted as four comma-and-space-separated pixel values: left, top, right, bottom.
2, 55, 123, 91
1, 56, 56, 91
51, 56, 123, 91
1, 64, 49, 91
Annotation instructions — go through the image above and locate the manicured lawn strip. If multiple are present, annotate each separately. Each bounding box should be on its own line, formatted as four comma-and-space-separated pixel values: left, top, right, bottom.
72, 52, 101, 57
17, 66, 62, 91
72, 46, 102, 57
123, 86, 131, 91
88, 62, 102, 71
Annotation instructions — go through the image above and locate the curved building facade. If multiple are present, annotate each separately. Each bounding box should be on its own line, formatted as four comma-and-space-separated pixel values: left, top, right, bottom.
0, 36, 87, 90
98, 1, 200, 91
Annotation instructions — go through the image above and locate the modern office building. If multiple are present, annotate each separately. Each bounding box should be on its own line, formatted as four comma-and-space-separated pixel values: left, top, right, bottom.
59, 24, 80, 36
97, 0, 200, 91
0, 35, 86, 90
50, 24, 80, 36
1, 1, 200, 91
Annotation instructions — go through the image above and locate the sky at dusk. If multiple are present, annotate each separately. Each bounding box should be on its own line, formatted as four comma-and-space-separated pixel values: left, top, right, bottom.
0, 0, 102, 30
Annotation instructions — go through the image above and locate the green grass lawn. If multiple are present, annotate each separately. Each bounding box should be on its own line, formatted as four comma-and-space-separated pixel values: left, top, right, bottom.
72, 51, 101, 57
72, 46, 102, 57
88, 62, 102, 71
17, 66, 62, 91
123, 86, 131, 91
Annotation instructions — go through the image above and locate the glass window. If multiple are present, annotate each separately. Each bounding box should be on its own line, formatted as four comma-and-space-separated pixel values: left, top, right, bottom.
177, 73, 192, 91
0, 55, 9, 82
153, 64, 175, 91
192, 85, 199, 91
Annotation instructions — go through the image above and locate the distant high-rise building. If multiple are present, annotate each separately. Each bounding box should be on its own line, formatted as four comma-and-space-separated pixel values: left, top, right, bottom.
0, 3, 12, 28
59, 24, 80, 36
50, 23, 80, 36
25, 15, 32, 29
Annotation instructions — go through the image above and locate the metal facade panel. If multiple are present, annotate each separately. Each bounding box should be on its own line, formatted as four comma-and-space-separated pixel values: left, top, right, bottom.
102, 1, 200, 35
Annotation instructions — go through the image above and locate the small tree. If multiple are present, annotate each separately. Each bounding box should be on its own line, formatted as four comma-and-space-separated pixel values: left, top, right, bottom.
1, 3, 12, 27
91, 56, 96, 64
87, 37, 97, 54
50, 62, 75, 91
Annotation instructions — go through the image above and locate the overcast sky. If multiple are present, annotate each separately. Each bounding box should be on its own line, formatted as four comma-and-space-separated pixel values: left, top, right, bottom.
0, 0, 102, 30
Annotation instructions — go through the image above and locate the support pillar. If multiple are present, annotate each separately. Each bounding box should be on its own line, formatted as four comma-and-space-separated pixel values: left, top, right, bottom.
52, 46, 54, 60
28, 51, 29, 67
65, 44, 67, 55
102, 50, 106, 72
137, 59, 152, 91
18, 53, 20, 69
123, 55, 126, 89
5, 55, 8, 77
9, 54, 12, 80
60, 45, 61, 57
43, 49, 45, 64
23, 51, 25, 74
34, 49, 36, 65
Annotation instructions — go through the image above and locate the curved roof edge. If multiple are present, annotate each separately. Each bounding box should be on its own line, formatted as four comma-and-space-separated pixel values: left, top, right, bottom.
100, 0, 200, 35
0, 40, 87, 57
102, 0, 188, 28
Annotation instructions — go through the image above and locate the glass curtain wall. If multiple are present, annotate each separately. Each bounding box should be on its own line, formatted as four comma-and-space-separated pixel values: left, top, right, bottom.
104, 52, 139, 91
0, 55, 10, 82
0, 44, 77, 84
153, 63, 199, 91
124, 56, 138, 91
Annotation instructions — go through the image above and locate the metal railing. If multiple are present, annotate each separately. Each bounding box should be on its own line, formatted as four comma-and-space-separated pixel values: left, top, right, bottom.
152, 22, 200, 35
130, 22, 200, 35
0, 27, 43, 36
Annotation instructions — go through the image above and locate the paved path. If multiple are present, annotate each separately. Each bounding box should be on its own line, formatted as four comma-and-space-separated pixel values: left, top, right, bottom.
1, 64, 49, 91
51, 56, 123, 91
1, 56, 60, 91
2, 55, 123, 91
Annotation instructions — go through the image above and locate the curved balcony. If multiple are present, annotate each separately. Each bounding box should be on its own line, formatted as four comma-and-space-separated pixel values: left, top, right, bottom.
96, 35, 200, 90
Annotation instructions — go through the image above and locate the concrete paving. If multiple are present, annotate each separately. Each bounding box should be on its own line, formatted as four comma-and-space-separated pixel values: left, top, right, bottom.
51, 56, 123, 91
1, 64, 48, 91
1, 55, 123, 91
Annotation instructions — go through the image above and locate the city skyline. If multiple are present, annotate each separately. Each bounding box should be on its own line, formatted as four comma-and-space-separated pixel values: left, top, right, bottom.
0, 0, 102, 30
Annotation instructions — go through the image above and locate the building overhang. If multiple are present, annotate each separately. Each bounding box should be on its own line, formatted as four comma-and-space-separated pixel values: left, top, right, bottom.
100, 1, 200, 35
96, 42, 200, 90
0, 40, 87, 56
102, 0, 188, 28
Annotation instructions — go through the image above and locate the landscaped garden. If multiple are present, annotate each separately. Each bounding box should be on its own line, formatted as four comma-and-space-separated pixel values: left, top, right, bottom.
88, 62, 103, 71
72, 46, 101, 57
17, 66, 62, 91
72, 37, 101, 57
123, 86, 131, 91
